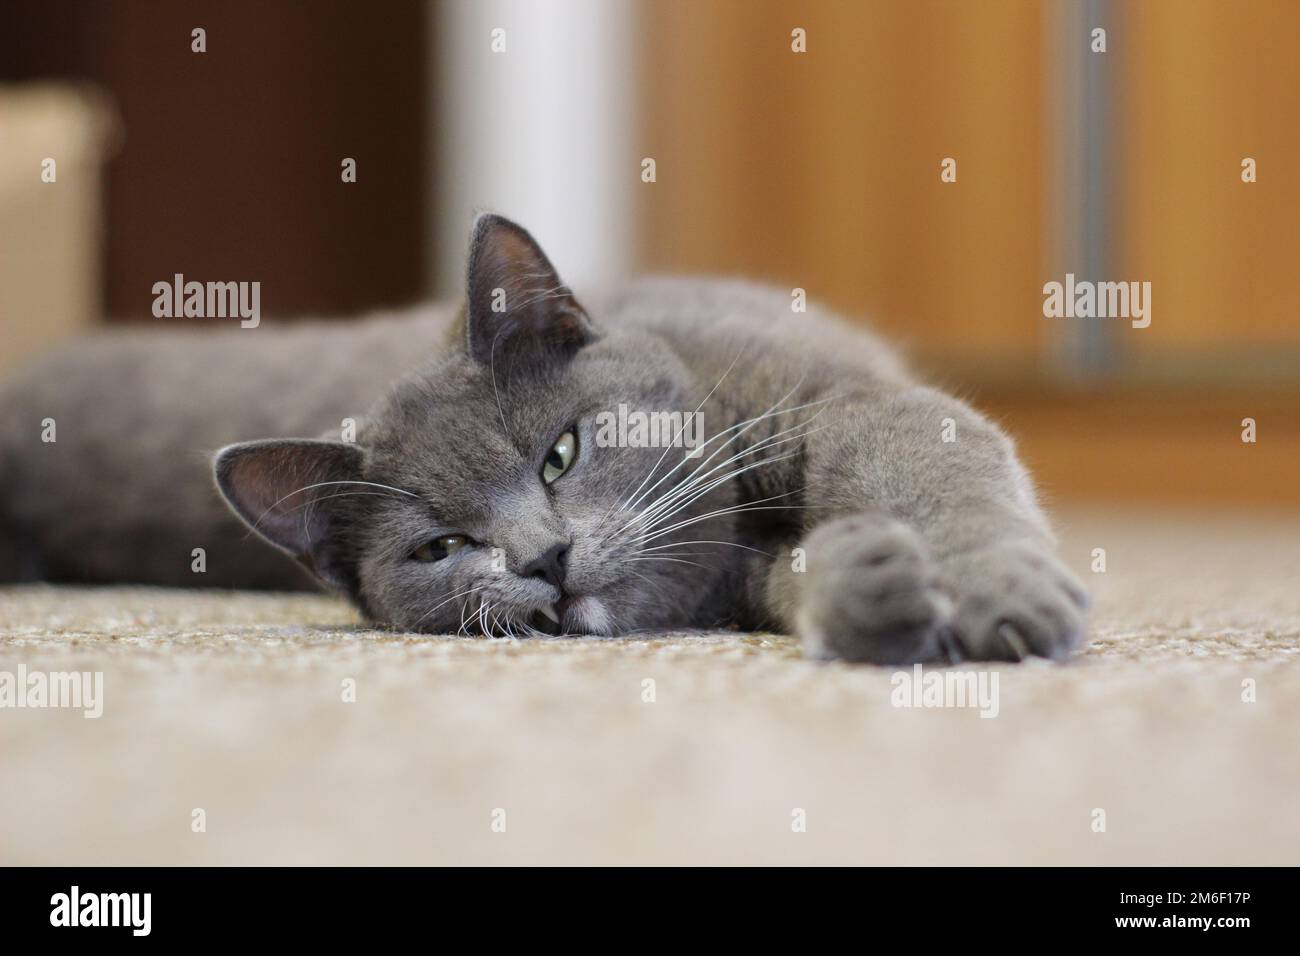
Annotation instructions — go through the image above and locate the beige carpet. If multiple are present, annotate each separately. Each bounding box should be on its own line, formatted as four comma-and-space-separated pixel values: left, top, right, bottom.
2, 509, 1297, 865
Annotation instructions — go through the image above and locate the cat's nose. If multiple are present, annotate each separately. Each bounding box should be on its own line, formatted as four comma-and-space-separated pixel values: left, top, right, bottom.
521, 542, 568, 591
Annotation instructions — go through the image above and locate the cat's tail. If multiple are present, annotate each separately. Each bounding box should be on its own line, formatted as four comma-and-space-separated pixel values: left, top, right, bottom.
0, 447, 17, 582
0, 435, 36, 583
0, 368, 47, 583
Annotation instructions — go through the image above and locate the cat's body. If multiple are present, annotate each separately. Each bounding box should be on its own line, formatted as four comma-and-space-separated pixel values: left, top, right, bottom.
1, 306, 451, 588
0, 216, 1087, 662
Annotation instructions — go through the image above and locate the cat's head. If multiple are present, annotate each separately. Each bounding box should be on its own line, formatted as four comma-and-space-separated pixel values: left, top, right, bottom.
214, 214, 736, 635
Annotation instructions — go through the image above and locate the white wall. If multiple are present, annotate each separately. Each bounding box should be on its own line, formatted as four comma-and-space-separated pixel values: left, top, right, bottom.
430, 0, 638, 297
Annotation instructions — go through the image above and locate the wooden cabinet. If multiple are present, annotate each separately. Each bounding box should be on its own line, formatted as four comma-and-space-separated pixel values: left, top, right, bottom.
641, 0, 1299, 505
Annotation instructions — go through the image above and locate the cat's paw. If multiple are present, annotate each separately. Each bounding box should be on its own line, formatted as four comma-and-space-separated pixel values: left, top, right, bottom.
795, 514, 952, 664
942, 540, 1090, 662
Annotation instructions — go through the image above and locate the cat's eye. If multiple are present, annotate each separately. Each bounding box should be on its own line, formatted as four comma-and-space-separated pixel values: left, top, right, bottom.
411, 534, 469, 562
542, 430, 578, 485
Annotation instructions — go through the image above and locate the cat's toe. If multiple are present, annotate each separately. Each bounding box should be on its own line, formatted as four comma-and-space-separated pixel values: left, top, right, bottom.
945, 541, 1088, 662
795, 514, 952, 665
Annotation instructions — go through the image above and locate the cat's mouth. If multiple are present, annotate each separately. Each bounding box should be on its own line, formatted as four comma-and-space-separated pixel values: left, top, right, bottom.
530, 602, 563, 636
528, 595, 610, 637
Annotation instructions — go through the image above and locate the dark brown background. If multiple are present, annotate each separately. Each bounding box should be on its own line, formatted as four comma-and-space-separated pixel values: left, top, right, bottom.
0, 0, 430, 320
3, 0, 1296, 506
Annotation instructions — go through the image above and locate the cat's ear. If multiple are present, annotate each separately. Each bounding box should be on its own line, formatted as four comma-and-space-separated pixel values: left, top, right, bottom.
464, 213, 597, 365
213, 439, 365, 592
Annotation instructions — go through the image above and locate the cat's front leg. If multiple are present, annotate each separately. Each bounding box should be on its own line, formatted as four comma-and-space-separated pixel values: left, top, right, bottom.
768, 512, 949, 663
767, 386, 1089, 664
935, 537, 1090, 662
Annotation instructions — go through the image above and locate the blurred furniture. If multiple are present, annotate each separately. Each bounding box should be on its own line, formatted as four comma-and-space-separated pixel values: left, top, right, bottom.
642, 0, 1300, 506
0, 0, 429, 324
0, 84, 114, 374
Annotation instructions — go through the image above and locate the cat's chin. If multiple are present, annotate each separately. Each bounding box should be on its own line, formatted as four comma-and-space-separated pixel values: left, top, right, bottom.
559, 595, 614, 637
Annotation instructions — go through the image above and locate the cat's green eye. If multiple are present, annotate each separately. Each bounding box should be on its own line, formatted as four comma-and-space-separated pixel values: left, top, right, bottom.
542, 430, 578, 485
412, 534, 468, 562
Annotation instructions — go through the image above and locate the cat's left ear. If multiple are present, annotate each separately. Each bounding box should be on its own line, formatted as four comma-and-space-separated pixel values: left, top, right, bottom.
464, 213, 597, 365
213, 439, 365, 594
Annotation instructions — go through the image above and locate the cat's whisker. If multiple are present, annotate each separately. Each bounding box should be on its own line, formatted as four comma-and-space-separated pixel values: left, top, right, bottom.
488, 600, 509, 639
624, 567, 658, 590
628, 551, 724, 567
485, 602, 504, 638
629, 550, 716, 556
611, 392, 834, 538
623, 439, 805, 537
619, 407, 836, 536
410, 584, 485, 631
276, 490, 407, 517
623, 379, 835, 516
263, 479, 417, 511
626, 448, 807, 539
269, 489, 412, 551
514, 283, 573, 310
636, 496, 824, 547
255, 479, 418, 533
593, 344, 749, 536
618, 412, 837, 551
627, 556, 711, 571
458, 594, 476, 637
633, 539, 774, 558
614, 380, 819, 528
639, 497, 825, 540
492, 604, 518, 639
488, 328, 510, 436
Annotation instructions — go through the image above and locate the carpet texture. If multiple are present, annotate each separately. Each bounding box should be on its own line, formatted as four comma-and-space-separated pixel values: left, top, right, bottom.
2, 509, 1297, 865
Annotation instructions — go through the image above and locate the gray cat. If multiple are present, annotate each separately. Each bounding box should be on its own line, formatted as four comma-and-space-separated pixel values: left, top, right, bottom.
0, 215, 1087, 663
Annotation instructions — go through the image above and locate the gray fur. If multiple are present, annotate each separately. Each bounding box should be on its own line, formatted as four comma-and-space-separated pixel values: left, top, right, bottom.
0, 215, 1087, 662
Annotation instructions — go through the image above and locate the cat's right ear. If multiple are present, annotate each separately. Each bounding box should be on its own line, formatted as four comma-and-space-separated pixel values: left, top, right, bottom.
464, 213, 597, 365
213, 439, 365, 592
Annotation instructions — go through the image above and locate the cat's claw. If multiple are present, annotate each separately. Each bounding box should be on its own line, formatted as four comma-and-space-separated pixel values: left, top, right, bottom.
794, 517, 1088, 665
942, 540, 1089, 663
794, 513, 950, 665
